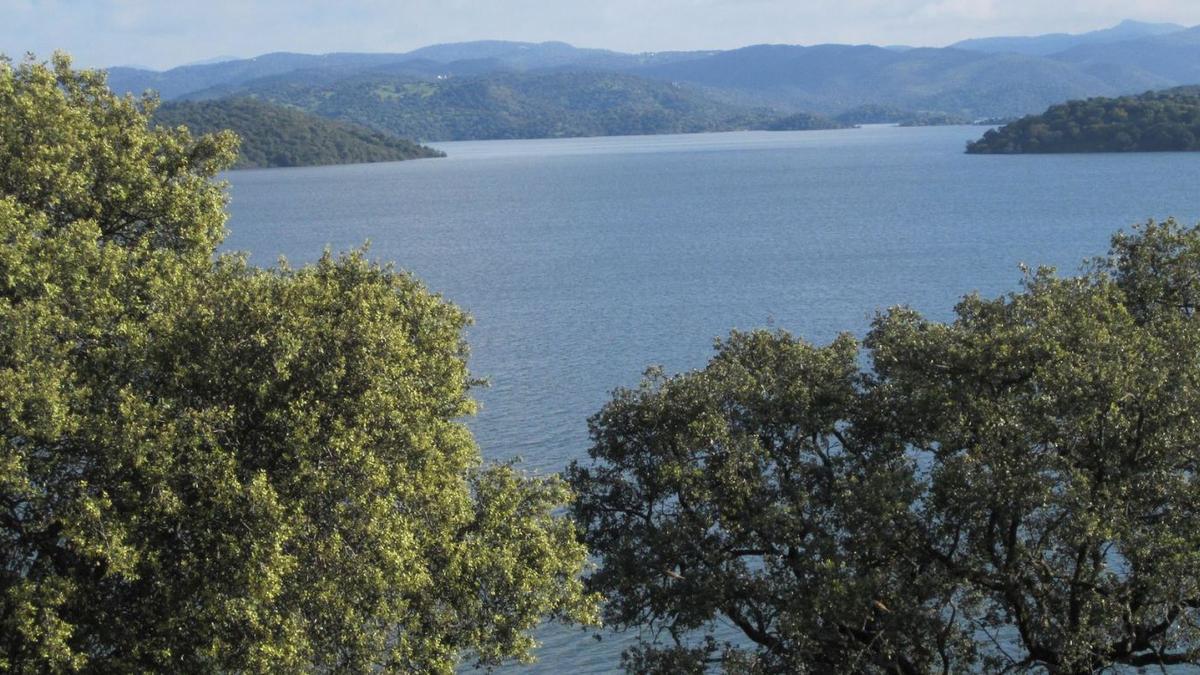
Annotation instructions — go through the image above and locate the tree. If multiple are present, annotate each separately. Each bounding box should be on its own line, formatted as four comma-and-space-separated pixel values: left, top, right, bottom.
568, 332, 974, 673
570, 220, 1200, 673
868, 225, 1200, 672
0, 53, 595, 673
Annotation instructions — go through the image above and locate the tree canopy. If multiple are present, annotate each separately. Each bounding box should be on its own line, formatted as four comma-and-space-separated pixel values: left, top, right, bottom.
967, 87, 1200, 154
0, 53, 595, 673
570, 219, 1200, 673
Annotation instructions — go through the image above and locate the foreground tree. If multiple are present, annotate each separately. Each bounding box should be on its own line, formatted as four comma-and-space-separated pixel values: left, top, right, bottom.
0, 54, 594, 673
568, 332, 974, 673
571, 220, 1200, 672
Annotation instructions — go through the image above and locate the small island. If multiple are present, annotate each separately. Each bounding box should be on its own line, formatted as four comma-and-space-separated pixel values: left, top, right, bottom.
154, 98, 445, 168
966, 87, 1200, 154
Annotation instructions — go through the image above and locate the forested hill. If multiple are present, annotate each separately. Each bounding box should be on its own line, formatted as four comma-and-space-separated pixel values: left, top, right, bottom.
966, 87, 1200, 154
109, 22, 1200, 134
187, 71, 824, 141
153, 98, 444, 168
833, 104, 970, 126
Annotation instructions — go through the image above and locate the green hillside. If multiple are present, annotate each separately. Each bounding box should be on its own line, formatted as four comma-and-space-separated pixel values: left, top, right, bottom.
106, 24, 1200, 135
763, 112, 846, 131
153, 98, 444, 168
834, 104, 970, 126
967, 86, 1200, 153
193, 71, 793, 141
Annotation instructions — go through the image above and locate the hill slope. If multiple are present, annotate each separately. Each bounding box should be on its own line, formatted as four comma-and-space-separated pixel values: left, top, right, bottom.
108, 52, 423, 101
966, 87, 1200, 154
1051, 26, 1200, 85
103, 21, 1200, 138
951, 20, 1186, 56
153, 98, 444, 168
106, 42, 717, 102
629, 44, 1132, 117
187, 71, 812, 141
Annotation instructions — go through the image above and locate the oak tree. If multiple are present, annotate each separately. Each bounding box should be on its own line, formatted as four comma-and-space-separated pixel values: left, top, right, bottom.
0, 54, 595, 673
572, 220, 1200, 673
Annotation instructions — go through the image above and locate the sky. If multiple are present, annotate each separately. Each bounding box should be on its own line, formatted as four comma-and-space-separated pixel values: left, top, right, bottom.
4, 0, 1200, 70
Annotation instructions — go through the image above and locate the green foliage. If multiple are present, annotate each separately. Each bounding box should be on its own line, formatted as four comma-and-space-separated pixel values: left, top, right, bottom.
967, 86, 1200, 153
0, 53, 595, 673
0, 53, 236, 257
568, 332, 971, 673
571, 219, 1200, 672
154, 98, 444, 169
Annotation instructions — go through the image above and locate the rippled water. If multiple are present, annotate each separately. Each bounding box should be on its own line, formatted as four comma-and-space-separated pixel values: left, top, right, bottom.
224, 126, 1200, 672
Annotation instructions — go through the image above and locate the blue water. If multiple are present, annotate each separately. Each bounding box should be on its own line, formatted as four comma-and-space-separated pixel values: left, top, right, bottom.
223, 126, 1200, 672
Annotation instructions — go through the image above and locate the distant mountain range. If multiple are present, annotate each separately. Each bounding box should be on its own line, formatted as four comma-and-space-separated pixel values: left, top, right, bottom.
101, 20, 1200, 143
949, 19, 1186, 56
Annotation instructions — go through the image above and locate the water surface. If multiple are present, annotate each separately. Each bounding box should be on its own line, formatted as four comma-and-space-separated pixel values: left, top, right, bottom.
224, 126, 1200, 671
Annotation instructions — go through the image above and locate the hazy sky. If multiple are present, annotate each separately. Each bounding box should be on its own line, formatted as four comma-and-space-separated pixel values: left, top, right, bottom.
4, 0, 1200, 70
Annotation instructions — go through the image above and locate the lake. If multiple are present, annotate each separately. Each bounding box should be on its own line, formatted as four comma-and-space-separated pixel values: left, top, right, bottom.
224, 125, 1200, 672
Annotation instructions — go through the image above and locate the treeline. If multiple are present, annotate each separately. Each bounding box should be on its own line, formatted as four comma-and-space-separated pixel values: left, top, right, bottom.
154, 98, 444, 168
967, 86, 1200, 153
